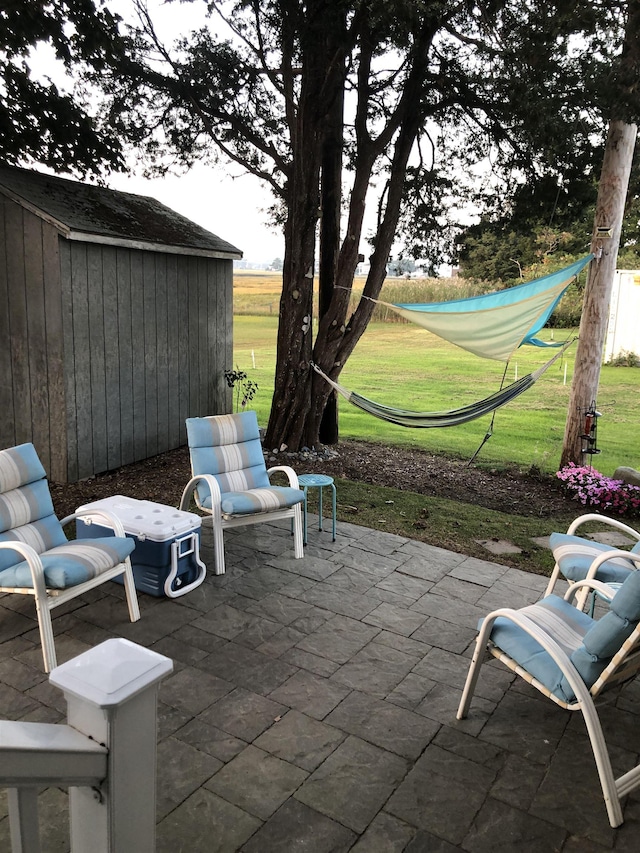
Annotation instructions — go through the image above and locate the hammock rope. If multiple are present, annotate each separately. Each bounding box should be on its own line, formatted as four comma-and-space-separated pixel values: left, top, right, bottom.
311, 339, 575, 430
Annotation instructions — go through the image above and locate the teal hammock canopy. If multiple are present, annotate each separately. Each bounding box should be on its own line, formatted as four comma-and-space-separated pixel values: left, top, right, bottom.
313, 255, 592, 428
377, 255, 592, 362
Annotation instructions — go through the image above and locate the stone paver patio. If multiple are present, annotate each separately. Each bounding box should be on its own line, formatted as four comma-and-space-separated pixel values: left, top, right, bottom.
1, 516, 640, 851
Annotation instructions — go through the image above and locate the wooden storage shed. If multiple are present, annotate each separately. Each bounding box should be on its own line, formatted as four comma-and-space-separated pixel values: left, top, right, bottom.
0, 164, 242, 483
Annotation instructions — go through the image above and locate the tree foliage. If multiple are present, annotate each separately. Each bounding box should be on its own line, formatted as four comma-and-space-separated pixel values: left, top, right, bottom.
14, 0, 638, 450
0, 0, 124, 175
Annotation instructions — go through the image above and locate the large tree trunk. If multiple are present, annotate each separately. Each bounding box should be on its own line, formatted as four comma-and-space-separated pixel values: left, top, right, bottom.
560, 120, 637, 467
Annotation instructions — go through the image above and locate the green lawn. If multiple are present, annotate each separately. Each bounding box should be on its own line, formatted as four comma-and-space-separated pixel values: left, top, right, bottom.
234, 315, 640, 476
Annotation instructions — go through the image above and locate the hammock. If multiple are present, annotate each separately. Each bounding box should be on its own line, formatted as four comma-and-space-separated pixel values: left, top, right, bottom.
376, 255, 592, 361
311, 339, 574, 429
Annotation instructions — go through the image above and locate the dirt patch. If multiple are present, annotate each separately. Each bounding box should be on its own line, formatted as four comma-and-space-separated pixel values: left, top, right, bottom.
49, 439, 574, 520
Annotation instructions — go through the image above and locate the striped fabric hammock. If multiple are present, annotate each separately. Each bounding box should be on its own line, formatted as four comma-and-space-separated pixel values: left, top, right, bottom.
313, 255, 591, 429
312, 340, 574, 429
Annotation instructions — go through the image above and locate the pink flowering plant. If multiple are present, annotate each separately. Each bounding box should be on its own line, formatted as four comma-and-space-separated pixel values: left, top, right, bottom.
556, 464, 640, 518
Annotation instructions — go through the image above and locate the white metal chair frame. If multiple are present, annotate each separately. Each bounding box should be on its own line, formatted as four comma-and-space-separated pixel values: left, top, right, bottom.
545, 513, 640, 599
457, 555, 640, 828
180, 467, 304, 576
0, 508, 140, 672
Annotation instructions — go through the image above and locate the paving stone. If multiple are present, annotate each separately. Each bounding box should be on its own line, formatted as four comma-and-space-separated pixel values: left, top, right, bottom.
169, 623, 230, 654
475, 539, 523, 555
416, 681, 494, 735
295, 614, 380, 664
528, 729, 619, 847
157, 701, 194, 740
160, 666, 234, 715
205, 744, 308, 820
156, 788, 261, 853
174, 717, 247, 763
325, 690, 439, 760
191, 603, 261, 640
240, 797, 356, 853
490, 753, 547, 811
329, 640, 421, 699
374, 630, 432, 658
478, 690, 569, 765
397, 552, 464, 583
386, 671, 436, 711
150, 634, 210, 666
386, 744, 496, 845
375, 571, 434, 601
256, 625, 307, 658
324, 565, 387, 595
329, 546, 402, 576
476, 580, 543, 612
268, 553, 342, 581
156, 737, 222, 820
412, 647, 512, 703
295, 584, 380, 620
350, 811, 418, 852
245, 592, 318, 625
410, 616, 477, 654
404, 828, 462, 851
295, 735, 408, 833
254, 709, 346, 770
429, 575, 489, 604
462, 796, 567, 852
362, 601, 428, 637
449, 560, 507, 587
198, 687, 288, 741
280, 646, 341, 677
0, 657, 47, 691
410, 591, 487, 630
268, 669, 350, 720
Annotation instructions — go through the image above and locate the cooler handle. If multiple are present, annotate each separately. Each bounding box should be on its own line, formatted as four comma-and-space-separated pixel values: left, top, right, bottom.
164, 533, 206, 598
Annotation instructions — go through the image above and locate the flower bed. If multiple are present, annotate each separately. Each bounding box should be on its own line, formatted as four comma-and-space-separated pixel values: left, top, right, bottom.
556, 463, 640, 518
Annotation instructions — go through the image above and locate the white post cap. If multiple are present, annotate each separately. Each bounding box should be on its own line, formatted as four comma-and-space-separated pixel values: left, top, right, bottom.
49, 639, 173, 708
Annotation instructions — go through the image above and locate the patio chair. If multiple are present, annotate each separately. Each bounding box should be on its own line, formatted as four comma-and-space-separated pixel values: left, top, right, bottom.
180, 411, 304, 575
0, 443, 140, 672
457, 560, 640, 827
545, 513, 640, 602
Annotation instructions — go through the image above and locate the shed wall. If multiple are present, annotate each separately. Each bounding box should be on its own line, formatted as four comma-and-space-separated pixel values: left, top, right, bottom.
0, 196, 66, 479
61, 239, 232, 482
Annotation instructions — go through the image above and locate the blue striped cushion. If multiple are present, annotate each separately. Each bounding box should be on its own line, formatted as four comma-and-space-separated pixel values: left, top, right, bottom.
187, 411, 260, 448
218, 487, 304, 516
0, 443, 47, 493
0, 516, 67, 571
550, 532, 640, 584
488, 596, 593, 702
0, 536, 135, 589
0, 479, 58, 534
186, 412, 271, 506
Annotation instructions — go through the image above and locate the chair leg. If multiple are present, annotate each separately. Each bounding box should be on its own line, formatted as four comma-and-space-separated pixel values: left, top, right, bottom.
122, 559, 141, 622
544, 562, 562, 597
293, 504, 304, 559
456, 630, 490, 720
212, 519, 227, 575
34, 595, 57, 673
578, 696, 625, 827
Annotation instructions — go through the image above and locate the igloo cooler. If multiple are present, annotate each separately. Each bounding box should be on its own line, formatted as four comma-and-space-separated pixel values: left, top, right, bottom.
76, 496, 206, 598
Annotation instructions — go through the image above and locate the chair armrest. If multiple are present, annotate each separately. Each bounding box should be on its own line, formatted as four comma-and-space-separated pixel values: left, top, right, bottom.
0, 541, 48, 593
180, 475, 222, 514
564, 578, 620, 604
567, 513, 640, 541
61, 508, 127, 538
585, 549, 640, 582
267, 465, 301, 489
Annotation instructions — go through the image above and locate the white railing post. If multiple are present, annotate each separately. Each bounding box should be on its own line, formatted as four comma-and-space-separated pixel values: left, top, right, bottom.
48, 638, 173, 853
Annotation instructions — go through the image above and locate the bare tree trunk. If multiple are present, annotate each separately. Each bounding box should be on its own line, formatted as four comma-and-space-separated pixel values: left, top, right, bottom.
560, 120, 637, 467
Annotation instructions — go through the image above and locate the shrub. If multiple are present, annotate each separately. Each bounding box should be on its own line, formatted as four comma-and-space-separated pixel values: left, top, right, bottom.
556, 463, 640, 518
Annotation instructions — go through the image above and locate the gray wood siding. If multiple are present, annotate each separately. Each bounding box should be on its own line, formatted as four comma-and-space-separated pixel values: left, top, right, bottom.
2, 190, 232, 483
0, 198, 65, 477
63, 241, 232, 481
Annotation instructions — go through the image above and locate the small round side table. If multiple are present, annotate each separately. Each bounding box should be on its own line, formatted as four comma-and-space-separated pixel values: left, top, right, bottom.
297, 474, 337, 544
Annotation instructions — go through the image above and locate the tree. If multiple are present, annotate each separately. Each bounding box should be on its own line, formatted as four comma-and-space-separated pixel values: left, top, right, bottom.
560, 0, 639, 468
0, 0, 125, 176
50, 1, 640, 449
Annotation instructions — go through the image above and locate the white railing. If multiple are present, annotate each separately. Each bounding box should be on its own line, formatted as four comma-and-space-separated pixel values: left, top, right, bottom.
0, 639, 173, 853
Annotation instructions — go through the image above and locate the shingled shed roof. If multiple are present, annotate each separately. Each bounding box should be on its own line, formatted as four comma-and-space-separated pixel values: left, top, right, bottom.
0, 164, 242, 260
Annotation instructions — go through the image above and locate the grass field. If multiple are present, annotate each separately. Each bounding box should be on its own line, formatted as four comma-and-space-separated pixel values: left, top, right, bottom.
233, 272, 640, 477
